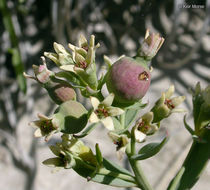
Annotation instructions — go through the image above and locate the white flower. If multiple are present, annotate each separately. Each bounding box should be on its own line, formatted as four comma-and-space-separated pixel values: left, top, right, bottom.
108, 132, 129, 160
89, 93, 124, 130
29, 113, 59, 141
134, 112, 158, 143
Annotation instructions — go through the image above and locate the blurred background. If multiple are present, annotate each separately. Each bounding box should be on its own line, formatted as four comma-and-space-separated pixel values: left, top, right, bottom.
0, 0, 210, 190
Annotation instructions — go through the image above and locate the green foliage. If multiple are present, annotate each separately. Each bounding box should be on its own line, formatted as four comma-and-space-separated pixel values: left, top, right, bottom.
131, 136, 168, 160
53, 100, 88, 134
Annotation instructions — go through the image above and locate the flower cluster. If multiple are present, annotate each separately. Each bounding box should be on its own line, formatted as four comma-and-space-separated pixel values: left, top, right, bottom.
24, 30, 191, 188
133, 85, 185, 142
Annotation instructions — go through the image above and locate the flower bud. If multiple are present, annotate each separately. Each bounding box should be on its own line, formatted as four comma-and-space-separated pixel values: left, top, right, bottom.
138, 29, 164, 60
106, 56, 151, 105
32, 61, 53, 84
151, 85, 185, 123
24, 57, 76, 104
44, 42, 74, 66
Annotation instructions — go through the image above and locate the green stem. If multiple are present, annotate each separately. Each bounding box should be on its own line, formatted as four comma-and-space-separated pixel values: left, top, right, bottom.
167, 129, 210, 190
128, 158, 153, 190
0, 0, 26, 93
126, 133, 153, 190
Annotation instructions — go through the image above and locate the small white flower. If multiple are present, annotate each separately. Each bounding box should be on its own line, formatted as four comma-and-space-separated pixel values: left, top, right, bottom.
29, 113, 58, 141
108, 132, 129, 160
134, 112, 158, 143
89, 93, 124, 130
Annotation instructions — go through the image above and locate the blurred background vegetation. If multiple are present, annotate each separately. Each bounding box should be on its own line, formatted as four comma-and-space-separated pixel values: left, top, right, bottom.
0, 0, 209, 190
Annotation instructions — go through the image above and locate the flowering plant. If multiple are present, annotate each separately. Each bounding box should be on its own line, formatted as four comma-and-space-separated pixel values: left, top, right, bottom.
25, 30, 210, 190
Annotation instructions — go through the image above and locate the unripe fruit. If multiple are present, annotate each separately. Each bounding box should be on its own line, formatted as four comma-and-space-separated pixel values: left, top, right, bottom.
106, 56, 151, 105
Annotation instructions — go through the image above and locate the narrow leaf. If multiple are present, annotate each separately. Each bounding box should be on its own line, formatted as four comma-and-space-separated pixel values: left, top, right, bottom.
131, 136, 168, 160
73, 157, 136, 187
103, 158, 133, 177
112, 117, 123, 131
125, 109, 140, 127
55, 71, 86, 87
184, 115, 194, 135
42, 157, 64, 167
73, 123, 97, 138
91, 173, 137, 187
95, 144, 103, 165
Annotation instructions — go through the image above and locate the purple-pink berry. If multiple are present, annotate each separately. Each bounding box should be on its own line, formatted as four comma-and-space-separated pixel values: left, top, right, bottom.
106, 56, 151, 105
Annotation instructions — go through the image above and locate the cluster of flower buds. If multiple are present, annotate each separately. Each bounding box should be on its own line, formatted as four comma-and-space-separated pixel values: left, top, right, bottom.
133, 85, 185, 142
59, 35, 100, 91
24, 57, 76, 104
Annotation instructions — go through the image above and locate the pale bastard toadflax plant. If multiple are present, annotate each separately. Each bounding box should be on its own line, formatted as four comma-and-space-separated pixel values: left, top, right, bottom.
24, 30, 210, 190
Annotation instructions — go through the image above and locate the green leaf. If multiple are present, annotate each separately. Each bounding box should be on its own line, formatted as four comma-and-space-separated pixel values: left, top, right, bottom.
125, 101, 147, 110
131, 136, 168, 160
184, 115, 194, 135
125, 109, 139, 127
95, 144, 103, 165
91, 173, 137, 187
97, 72, 107, 90
61, 114, 88, 134
73, 157, 136, 187
103, 158, 133, 177
73, 123, 97, 138
55, 71, 86, 88
112, 117, 123, 131
115, 108, 140, 134
42, 157, 64, 167
53, 100, 88, 134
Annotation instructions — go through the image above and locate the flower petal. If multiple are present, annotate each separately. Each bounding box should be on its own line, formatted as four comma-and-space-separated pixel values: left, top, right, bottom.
108, 131, 120, 142
60, 65, 75, 72
78, 34, 88, 48
89, 112, 100, 123
68, 43, 76, 51
101, 117, 114, 130
108, 107, 124, 116
90, 97, 100, 110
142, 112, 154, 123
37, 113, 51, 120
134, 129, 146, 143
171, 108, 187, 113
102, 93, 114, 107
34, 128, 42, 138
29, 120, 41, 128
165, 85, 174, 99
156, 92, 166, 107
147, 124, 158, 135
171, 96, 186, 107
116, 147, 126, 160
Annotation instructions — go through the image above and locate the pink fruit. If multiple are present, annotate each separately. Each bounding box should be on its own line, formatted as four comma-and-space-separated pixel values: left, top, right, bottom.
106, 56, 151, 105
